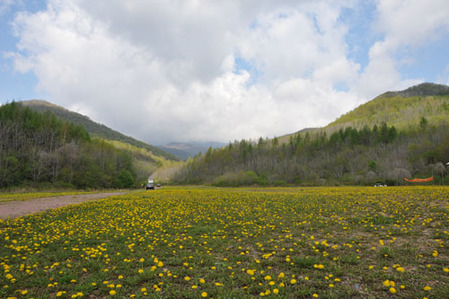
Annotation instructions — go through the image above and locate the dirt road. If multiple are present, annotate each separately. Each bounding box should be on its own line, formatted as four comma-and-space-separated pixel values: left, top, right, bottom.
0, 192, 127, 219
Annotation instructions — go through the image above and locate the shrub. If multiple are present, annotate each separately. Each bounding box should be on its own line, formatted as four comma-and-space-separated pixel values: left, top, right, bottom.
212, 171, 259, 187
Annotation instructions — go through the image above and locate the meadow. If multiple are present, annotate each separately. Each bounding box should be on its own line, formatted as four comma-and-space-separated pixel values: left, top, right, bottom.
0, 186, 448, 298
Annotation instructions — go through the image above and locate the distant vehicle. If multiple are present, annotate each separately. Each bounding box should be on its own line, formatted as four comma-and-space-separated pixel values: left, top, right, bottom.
157, 183, 161, 188
374, 183, 387, 187
146, 179, 155, 190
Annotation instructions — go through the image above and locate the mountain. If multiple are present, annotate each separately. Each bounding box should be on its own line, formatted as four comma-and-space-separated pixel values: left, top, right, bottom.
172, 83, 449, 186
159, 141, 227, 160
380, 82, 449, 98
21, 100, 179, 161
279, 83, 449, 144
325, 83, 449, 133
20, 100, 184, 186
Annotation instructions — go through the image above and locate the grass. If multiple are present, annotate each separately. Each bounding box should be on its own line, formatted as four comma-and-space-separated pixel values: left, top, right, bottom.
0, 186, 448, 298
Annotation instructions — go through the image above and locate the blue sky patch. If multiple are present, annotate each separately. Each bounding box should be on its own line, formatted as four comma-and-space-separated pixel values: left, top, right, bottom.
234, 57, 261, 86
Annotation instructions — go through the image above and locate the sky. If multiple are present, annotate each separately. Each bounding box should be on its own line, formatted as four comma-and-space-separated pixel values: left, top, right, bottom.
1, 0, 449, 145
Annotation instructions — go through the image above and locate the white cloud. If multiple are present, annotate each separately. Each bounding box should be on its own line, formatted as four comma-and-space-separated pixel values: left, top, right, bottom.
376, 0, 449, 47
75, 0, 242, 85
8, 0, 449, 144
0, 0, 13, 16
274, 77, 358, 127
239, 2, 354, 83
357, 0, 449, 98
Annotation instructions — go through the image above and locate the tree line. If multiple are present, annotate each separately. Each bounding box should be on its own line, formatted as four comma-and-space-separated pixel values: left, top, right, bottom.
172, 120, 449, 186
0, 102, 137, 189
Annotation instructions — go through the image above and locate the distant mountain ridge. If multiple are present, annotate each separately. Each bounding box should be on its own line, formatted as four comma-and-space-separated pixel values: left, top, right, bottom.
160, 141, 227, 160
21, 100, 179, 161
380, 83, 449, 98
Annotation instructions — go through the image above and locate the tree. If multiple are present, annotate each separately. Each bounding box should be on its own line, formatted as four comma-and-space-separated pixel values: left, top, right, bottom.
431, 162, 446, 184
115, 170, 135, 188
420, 116, 428, 130
0, 102, 136, 189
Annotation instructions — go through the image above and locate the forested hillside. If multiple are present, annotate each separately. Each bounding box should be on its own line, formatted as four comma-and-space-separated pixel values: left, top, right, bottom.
21, 100, 179, 161
326, 83, 449, 132
172, 83, 449, 186
0, 102, 138, 189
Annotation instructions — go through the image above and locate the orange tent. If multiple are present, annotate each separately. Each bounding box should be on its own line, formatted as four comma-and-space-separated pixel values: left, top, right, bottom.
404, 176, 434, 183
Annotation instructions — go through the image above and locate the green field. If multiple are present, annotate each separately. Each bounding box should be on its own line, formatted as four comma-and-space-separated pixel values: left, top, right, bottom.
1, 187, 448, 298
